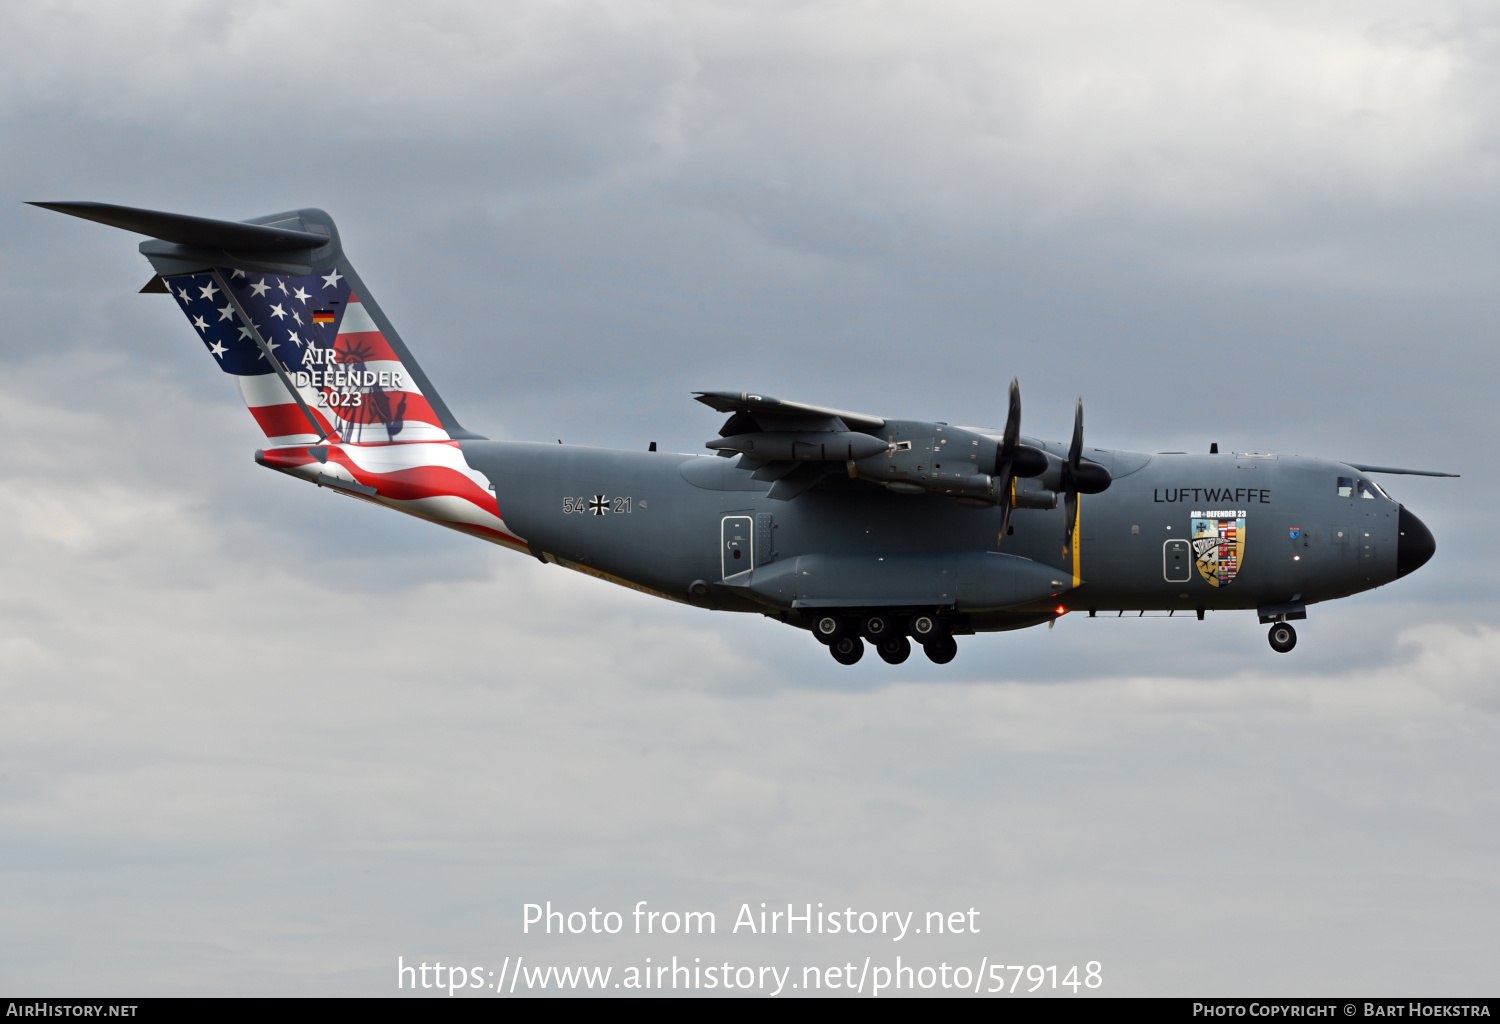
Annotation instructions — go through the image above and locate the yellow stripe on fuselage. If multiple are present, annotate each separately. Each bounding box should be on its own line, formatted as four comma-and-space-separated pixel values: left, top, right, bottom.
1072, 497, 1082, 588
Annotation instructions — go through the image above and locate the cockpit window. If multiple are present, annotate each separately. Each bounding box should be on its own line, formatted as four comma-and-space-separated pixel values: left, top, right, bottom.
1337, 476, 1354, 498
1357, 479, 1380, 500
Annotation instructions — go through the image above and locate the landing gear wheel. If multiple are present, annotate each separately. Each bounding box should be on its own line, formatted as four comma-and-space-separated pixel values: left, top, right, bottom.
923, 635, 958, 664
876, 635, 911, 665
1268, 622, 1297, 653
861, 612, 894, 642
908, 612, 945, 642
812, 613, 846, 645
830, 635, 865, 665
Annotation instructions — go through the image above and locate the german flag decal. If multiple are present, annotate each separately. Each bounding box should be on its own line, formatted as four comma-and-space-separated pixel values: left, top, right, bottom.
313, 310, 335, 325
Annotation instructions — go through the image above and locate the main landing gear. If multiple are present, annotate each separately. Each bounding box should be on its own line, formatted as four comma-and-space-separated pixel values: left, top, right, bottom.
1267, 622, 1297, 654
829, 635, 864, 665
812, 611, 956, 665
876, 635, 911, 665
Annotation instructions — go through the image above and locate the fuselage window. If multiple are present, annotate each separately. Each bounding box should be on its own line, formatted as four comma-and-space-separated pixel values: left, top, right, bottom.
1357, 479, 1380, 500
1337, 476, 1354, 498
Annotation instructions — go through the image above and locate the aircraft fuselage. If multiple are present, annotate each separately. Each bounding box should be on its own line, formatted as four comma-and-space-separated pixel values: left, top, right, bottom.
463, 438, 1421, 632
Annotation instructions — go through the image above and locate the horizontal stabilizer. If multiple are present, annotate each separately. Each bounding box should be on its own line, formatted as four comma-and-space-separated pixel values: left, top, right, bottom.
27, 201, 329, 252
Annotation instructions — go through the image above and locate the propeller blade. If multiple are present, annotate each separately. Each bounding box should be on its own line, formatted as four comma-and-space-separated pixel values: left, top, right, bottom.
1063, 488, 1078, 556
1001, 378, 1021, 457
1068, 398, 1083, 471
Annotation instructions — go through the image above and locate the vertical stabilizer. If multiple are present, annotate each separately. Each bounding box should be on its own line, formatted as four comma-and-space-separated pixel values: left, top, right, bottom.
28, 202, 484, 444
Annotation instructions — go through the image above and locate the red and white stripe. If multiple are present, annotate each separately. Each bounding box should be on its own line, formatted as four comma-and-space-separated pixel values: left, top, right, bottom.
325, 295, 450, 443
228, 293, 452, 446
259, 441, 528, 551
235, 371, 333, 446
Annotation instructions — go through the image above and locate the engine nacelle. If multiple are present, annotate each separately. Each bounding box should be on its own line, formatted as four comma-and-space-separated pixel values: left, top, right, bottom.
1013, 476, 1059, 509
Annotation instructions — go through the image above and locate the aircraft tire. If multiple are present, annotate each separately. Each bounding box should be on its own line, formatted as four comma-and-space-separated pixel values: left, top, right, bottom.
876, 635, 911, 665
861, 612, 894, 642
923, 636, 958, 665
812, 613, 846, 645
830, 635, 865, 665
908, 612, 946, 641
1268, 623, 1297, 653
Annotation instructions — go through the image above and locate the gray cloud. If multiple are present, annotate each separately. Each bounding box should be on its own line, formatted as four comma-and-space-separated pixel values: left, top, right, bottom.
2, 0, 1497, 995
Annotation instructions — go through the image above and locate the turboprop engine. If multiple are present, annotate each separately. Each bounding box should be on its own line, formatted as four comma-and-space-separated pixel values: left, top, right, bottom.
848, 380, 1113, 553
693, 384, 1111, 544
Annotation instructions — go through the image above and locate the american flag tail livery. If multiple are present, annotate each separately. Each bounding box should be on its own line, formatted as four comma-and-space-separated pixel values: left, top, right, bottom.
32, 202, 528, 552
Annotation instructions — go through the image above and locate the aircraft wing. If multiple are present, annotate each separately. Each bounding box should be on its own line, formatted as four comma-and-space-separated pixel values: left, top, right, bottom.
693, 391, 886, 432
694, 391, 889, 501
1343, 463, 1459, 478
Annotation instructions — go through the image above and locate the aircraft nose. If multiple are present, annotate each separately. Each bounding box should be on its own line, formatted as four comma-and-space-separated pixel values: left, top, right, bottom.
1397, 505, 1436, 578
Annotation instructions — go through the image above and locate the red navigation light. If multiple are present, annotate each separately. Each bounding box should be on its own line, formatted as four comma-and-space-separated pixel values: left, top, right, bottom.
1055, 606, 1067, 615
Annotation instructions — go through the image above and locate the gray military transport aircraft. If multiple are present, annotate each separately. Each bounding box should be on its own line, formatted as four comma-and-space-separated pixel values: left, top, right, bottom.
34, 201, 1454, 666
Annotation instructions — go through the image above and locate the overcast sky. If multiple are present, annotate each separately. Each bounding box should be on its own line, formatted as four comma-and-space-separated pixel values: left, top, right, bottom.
2, 0, 1497, 997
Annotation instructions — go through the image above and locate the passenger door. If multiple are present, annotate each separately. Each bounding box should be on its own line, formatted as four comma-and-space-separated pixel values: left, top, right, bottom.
1163, 538, 1191, 583
721, 515, 754, 580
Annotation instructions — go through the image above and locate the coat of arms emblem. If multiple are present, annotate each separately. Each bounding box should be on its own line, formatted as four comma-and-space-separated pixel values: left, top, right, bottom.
1192, 511, 1246, 587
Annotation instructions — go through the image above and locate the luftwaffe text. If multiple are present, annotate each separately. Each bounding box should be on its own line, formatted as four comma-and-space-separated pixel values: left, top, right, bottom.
1155, 487, 1270, 504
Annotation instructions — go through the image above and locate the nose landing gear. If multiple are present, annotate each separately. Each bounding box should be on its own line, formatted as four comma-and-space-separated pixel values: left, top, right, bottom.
1268, 622, 1297, 653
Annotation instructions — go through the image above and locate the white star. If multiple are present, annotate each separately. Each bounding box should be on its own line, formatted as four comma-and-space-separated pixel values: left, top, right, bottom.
209, 340, 228, 358
292, 310, 303, 325
256, 338, 280, 360
176, 286, 191, 303
250, 279, 271, 297
231, 269, 246, 279
192, 315, 208, 332
269, 303, 287, 320
277, 279, 288, 295
292, 287, 310, 303
238, 322, 261, 340
321, 269, 343, 289
199, 281, 220, 301
217, 303, 235, 321
288, 331, 302, 347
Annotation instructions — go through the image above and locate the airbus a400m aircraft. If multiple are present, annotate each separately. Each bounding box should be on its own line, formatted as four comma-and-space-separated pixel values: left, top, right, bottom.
36, 201, 1454, 667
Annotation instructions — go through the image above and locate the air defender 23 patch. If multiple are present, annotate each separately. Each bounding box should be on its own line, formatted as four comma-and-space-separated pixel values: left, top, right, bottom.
1192, 510, 1246, 587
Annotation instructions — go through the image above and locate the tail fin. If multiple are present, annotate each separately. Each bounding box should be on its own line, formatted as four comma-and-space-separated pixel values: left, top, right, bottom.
29, 202, 484, 445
